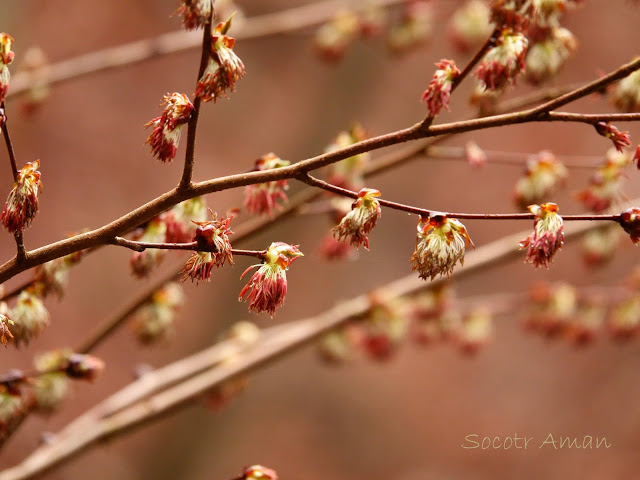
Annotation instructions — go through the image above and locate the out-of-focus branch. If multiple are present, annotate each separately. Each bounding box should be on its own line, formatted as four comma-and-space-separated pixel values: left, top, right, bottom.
1, 204, 632, 480
6, 0, 408, 100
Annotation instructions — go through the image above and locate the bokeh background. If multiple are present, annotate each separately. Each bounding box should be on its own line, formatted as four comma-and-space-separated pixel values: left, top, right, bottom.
1, 1, 640, 479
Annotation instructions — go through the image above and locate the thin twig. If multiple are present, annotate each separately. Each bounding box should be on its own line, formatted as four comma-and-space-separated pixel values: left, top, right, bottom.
111, 236, 266, 258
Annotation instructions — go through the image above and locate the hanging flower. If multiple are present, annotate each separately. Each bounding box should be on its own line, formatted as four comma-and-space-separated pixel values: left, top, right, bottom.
0, 301, 13, 347
529, 0, 583, 27
145, 92, 194, 163
454, 306, 493, 355
1, 160, 43, 235
421, 59, 461, 117
10, 290, 49, 346
313, 9, 360, 62
411, 214, 474, 280
576, 148, 631, 213
64, 353, 105, 382
332, 188, 382, 250
182, 213, 235, 282
359, 295, 409, 361
244, 153, 291, 216
163, 196, 208, 243
594, 122, 631, 153
513, 150, 568, 208
195, 16, 246, 102
176, 0, 215, 30
129, 217, 167, 277
524, 27, 577, 85
520, 203, 564, 268
613, 69, 640, 112
489, 0, 530, 29
0, 33, 14, 104
465, 141, 488, 168
580, 225, 622, 266
387, 0, 433, 54
238, 242, 303, 317
474, 28, 528, 91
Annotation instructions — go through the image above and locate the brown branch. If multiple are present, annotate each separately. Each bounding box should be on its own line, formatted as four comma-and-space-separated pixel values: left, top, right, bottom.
299, 173, 622, 222
0, 206, 629, 480
111, 236, 266, 259
178, 18, 212, 190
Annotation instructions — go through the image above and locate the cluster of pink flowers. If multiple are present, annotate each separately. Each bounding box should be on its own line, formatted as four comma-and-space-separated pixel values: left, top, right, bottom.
176, 0, 215, 30
474, 28, 528, 91
145, 93, 194, 163
421, 59, 461, 117
238, 242, 303, 317
576, 148, 630, 213
332, 188, 382, 250
1, 160, 43, 234
182, 213, 235, 282
520, 203, 564, 268
244, 153, 290, 217
513, 150, 568, 208
195, 17, 246, 102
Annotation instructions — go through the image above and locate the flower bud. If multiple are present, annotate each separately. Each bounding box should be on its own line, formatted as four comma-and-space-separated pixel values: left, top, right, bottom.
359, 295, 409, 361
608, 296, 640, 340
566, 298, 605, 346
131, 282, 184, 344
411, 214, 474, 280
10, 290, 49, 346
318, 329, 354, 364
145, 93, 194, 163
465, 141, 487, 168
235, 465, 278, 480
448, 0, 492, 53
421, 59, 461, 117
244, 153, 290, 217
455, 306, 492, 355
163, 197, 208, 243
580, 225, 622, 266
410, 285, 459, 344
195, 17, 246, 102
594, 122, 631, 153
474, 28, 528, 91
523, 282, 577, 335
0, 301, 13, 347
332, 188, 382, 250
0, 389, 24, 435
513, 150, 567, 208
129, 217, 167, 277
0, 33, 15, 103
619, 207, 640, 244
1, 160, 43, 234
17, 46, 50, 115
32, 350, 70, 413
176, 0, 215, 30
239, 242, 303, 317
64, 353, 105, 382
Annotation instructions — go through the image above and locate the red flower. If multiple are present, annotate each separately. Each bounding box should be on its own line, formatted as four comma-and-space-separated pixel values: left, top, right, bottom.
421, 59, 461, 117
182, 213, 235, 282
1, 160, 42, 234
520, 203, 564, 268
595, 122, 631, 153
474, 28, 527, 91
244, 153, 290, 216
195, 17, 246, 102
238, 243, 303, 317
332, 188, 382, 250
619, 207, 640, 244
145, 93, 194, 163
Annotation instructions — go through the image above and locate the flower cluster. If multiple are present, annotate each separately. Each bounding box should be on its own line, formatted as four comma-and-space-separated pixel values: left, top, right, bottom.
456, 306, 493, 354
0, 33, 14, 104
9, 289, 49, 347
130, 283, 184, 344
244, 153, 291, 216
1, 160, 43, 235
490, 0, 530, 29
129, 217, 168, 277
524, 26, 577, 85
613, 68, 640, 112
465, 141, 488, 168
576, 148, 631, 213
387, 0, 433, 54
520, 203, 564, 268
163, 197, 208, 243
325, 124, 369, 190
358, 295, 410, 361
232, 465, 278, 480
195, 17, 246, 102
332, 188, 382, 250
145, 93, 194, 163
182, 213, 235, 282
448, 0, 492, 53
529, 0, 583, 27
411, 215, 474, 280
580, 225, 622, 266
0, 300, 13, 347
619, 207, 640, 245
513, 150, 568, 208
314, 9, 360, 61
176, 0, 215, 30
238, 242, 303, 317
421, 59, 461, 117
474, 28, 528, 91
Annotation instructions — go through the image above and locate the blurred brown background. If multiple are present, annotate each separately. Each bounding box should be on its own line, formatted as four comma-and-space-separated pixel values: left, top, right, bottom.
1, 1, 640, 479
